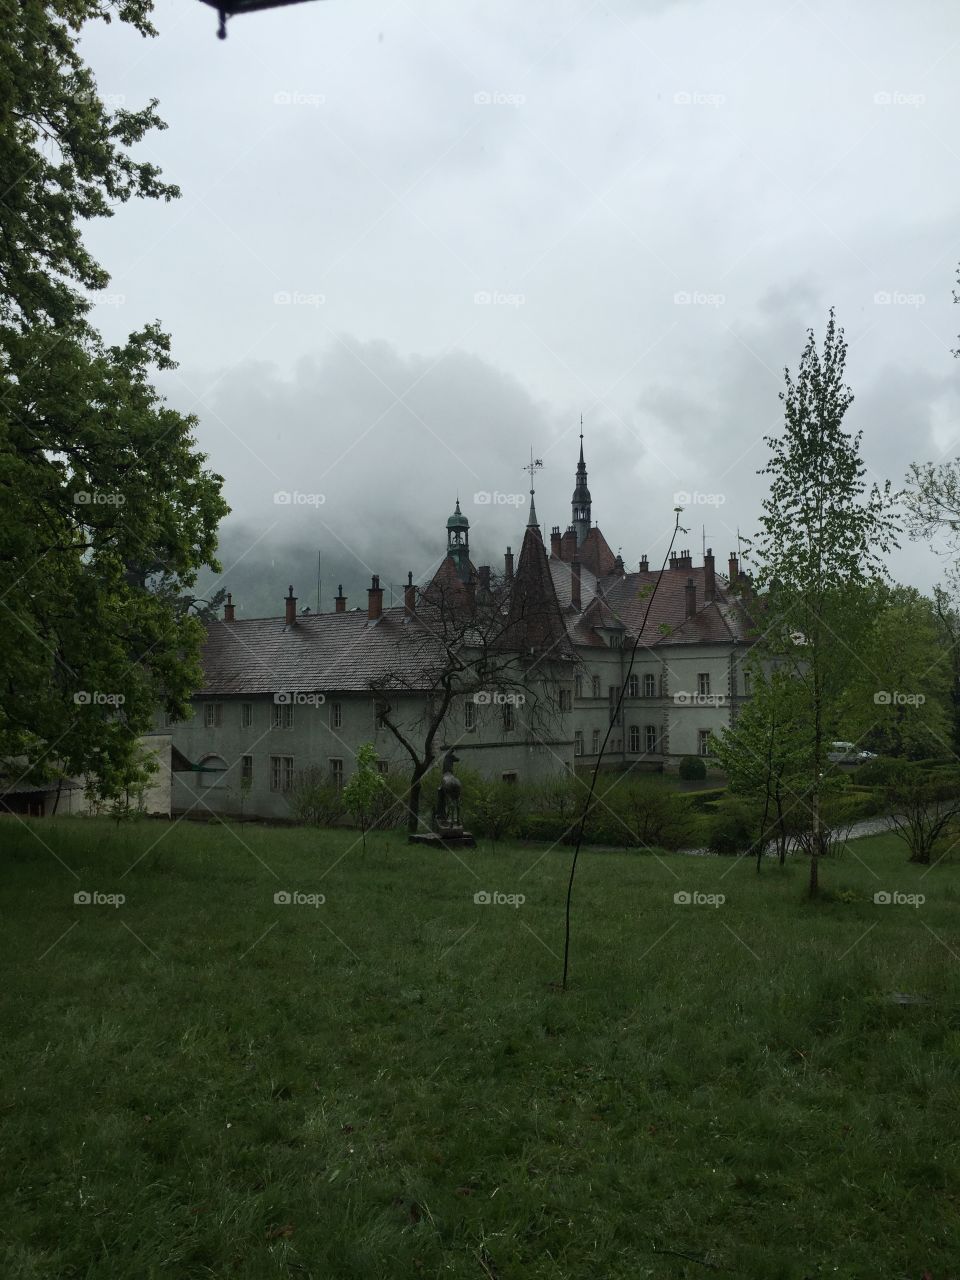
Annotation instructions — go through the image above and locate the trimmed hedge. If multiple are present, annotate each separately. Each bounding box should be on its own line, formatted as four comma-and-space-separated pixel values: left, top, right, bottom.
678, 755, 707, 781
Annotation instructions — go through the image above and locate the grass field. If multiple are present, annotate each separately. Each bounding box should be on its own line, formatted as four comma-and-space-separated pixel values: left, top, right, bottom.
1, 817, 959, 1279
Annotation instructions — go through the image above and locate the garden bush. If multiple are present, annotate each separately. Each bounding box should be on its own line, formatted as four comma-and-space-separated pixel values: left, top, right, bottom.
678, 755, 707, 781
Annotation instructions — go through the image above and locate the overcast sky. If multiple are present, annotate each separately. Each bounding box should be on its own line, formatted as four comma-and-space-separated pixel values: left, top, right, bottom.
81, 0, 960, 615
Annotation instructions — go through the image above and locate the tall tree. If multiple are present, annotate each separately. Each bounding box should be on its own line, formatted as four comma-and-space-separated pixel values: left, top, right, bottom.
0, 2, 228, 797
751, 310, 899, 896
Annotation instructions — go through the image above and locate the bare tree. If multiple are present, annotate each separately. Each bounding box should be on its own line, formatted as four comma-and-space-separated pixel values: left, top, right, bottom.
371, 563, 573, 834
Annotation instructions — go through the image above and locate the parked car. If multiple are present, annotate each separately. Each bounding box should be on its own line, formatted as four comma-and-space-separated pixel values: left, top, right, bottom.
827, 741, 858, 763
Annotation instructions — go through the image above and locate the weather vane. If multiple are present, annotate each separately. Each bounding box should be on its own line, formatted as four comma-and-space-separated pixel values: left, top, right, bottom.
523, 448, 543, 491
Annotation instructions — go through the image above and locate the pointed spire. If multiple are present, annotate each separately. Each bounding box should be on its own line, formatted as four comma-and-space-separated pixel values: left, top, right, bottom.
523, 447, 543, 533
579, 414, 585, 465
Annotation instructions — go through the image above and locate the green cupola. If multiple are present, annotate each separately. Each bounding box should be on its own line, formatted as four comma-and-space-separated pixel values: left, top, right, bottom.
446, 498, 470, 581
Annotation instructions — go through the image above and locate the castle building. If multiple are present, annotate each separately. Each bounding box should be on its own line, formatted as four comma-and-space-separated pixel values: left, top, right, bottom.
153, 440, 753, 821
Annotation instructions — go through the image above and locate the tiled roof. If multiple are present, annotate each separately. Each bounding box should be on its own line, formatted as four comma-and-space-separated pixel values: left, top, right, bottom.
576, 526, 617, 577
600, 567, 752, 645
198, 608, 450, 695
545, 560, 753, 649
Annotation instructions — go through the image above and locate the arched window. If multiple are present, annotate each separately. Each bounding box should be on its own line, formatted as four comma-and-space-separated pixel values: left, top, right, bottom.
197, 755, 229, 788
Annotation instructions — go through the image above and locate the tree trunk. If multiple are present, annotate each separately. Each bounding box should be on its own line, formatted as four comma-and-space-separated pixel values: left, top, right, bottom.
809, 787, 819, 897
406, 767, 427, 835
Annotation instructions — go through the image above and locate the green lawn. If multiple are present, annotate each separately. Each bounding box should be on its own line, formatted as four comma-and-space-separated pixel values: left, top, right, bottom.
1, 818, 958, 1279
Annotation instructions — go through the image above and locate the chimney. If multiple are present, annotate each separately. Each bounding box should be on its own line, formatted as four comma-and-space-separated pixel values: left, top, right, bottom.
638, 555, 649, 572
669, 551, 679, 570
367, 574, 383, 621
478, 565, 491, 596
570, 559, 582, 611
677, 548, 692, 570
404, 571, 416, 618
504, 546, 514, 582
685, 576, 696, 619
560, 528, 577, 562
464, 571, 476, 610
335, 584, 346, 613
223, 592, 235, 623
704, 548, 716, 603
550, 526, 562, 557
284, 585, 297, 626
728, 553, 739, 582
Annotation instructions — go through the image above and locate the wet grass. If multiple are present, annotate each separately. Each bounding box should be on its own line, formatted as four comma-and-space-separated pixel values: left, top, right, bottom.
1, 817, 958, 1278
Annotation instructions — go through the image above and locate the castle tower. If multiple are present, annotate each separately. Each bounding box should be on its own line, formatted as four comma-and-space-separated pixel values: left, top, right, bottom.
446, 498, 471, 582
571, 427, 591, 547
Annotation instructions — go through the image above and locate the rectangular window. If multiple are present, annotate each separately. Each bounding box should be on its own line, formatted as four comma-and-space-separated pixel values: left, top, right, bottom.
204, 703, 222, 729
465, 699, 476, 731
502, 771, 518, 784
241, 703, 253, 729
329, 758, 344, 790
272, 701, 294, 729
592, 676, 601, 699
331, 702, 342, 729
698, 729, 711, 757
645, 725, 658, 753
559, 688, 572, 712
574, 673, 583, 698
743, 669, 751, 695
574, 730, 584, 757
608, 686, 622, 726
627, 674, 639, 697
609, 632, 623, 648
698, 672, 711, 697
629, 725, 640, 752
241, 755, 253, 782
592, 728, 601, 755
643, 673, 655, 698
374, 702, 388, 729
270, 755, 294, 792
502, 701, 515, 731
376, 759, 390, 775
163, 710, 178, 728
